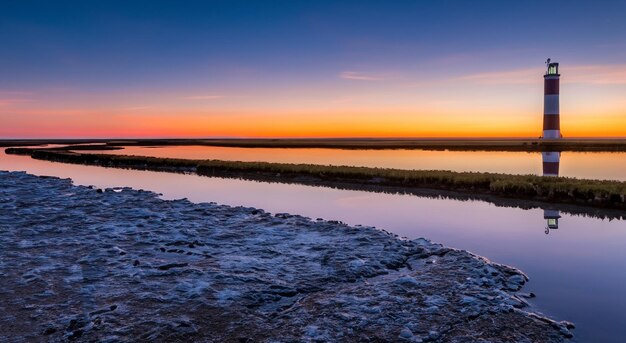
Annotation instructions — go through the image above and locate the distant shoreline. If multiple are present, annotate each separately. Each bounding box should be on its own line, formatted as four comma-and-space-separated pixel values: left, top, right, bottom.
2, 138, 626, 151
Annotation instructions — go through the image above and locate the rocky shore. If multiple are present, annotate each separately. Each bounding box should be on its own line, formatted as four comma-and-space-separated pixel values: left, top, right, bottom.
0, 171, 573, 342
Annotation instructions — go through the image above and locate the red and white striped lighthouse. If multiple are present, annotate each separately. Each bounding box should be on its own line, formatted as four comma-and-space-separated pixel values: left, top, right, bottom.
543, 59, 561, 139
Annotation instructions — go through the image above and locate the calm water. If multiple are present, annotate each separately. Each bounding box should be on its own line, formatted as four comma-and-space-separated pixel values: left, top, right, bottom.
2, 148, 626, 342
96, 145, 626, 181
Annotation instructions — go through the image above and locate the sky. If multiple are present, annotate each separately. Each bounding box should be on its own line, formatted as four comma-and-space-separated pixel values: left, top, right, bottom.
1, 0, 626, 138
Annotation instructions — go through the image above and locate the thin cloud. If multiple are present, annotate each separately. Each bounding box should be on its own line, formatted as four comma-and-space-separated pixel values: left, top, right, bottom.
0, 98, 32, 106
339, 71, 387, 81
455, 68, 542, 85
331, 96, 357, 104
121, 106, 153, 111
457, 64, 626, 85
567, 65, 626, 85
0, 90, 33, 95
181, 95, 225, 100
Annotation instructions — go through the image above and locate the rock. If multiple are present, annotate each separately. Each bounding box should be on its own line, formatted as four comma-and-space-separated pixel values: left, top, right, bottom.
395, 276, 424, 288
399, 328, 413, 339
519, 292, 536, 299
305, 325, 319, 337
42, 327, 56, 335
507, 274, 527, 291
460, 295, 478, 305
348, 258, 365, 268
156, 263, 188, 270
68, 329, 83, 340
428, 330, 440, 340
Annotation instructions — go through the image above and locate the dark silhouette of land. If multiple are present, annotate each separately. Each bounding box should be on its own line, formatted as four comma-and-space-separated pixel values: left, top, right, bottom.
2, 138, 626, 151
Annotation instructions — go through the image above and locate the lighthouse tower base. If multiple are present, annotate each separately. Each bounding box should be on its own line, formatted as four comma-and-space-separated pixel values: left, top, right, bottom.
543, 130, 560, 139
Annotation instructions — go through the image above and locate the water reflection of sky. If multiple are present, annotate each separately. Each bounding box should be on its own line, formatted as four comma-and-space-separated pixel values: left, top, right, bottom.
94, 146, 626, 181
1, 149, 625, 342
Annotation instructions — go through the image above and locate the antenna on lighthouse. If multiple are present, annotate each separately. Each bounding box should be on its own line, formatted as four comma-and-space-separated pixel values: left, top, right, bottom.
546, 58, 551, 64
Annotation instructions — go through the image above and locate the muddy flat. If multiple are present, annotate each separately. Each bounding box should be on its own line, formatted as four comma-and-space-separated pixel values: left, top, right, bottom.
0, 171, 573, 342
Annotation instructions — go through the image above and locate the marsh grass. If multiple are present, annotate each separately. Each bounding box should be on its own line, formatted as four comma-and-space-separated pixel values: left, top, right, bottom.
6, 147, 626, 209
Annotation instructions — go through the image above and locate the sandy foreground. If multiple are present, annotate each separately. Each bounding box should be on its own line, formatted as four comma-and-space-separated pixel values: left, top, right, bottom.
0, 171, 573, 342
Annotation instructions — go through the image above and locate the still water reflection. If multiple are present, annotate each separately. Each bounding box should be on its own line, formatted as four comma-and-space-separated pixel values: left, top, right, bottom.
1, 149, 625, 342
96, 145, 626, 181
542, 151, 562, 234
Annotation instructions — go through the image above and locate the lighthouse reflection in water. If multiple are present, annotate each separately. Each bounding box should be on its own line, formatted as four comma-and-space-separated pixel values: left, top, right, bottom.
542, 151, 561, 234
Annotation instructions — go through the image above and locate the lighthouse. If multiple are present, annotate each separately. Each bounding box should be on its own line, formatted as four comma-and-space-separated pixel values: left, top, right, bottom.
543, 59, 561, 139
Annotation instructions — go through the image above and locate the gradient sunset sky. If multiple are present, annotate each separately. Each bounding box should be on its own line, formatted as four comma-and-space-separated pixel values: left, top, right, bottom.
2, 1, 626, 138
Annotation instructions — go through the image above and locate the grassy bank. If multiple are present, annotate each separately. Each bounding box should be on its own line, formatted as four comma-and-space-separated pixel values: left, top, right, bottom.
6, 147, 626, 211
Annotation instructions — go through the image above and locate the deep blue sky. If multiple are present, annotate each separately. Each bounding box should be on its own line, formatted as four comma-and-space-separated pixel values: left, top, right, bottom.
1, 1, 625, 137
2, 1, 625, 90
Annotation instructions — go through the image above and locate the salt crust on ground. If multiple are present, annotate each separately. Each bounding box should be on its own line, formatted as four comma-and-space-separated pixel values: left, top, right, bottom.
0, 171, 573, 342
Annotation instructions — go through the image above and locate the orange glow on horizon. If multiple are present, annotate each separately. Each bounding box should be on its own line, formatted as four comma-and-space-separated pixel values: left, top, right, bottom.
2, 106, 625, 139
3, 62, 626, 139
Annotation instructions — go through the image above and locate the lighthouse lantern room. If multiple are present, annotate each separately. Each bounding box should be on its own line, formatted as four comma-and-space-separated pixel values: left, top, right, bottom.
546, 61, 559, 75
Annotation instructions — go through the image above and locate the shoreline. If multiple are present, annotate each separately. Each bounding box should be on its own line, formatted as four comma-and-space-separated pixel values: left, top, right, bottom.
7, 147, 626, 213
2, 137, 626, 151
0, 171, 573, 341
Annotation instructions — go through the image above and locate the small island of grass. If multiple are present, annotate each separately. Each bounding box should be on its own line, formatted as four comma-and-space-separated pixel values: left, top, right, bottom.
6, 146, 625, 212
